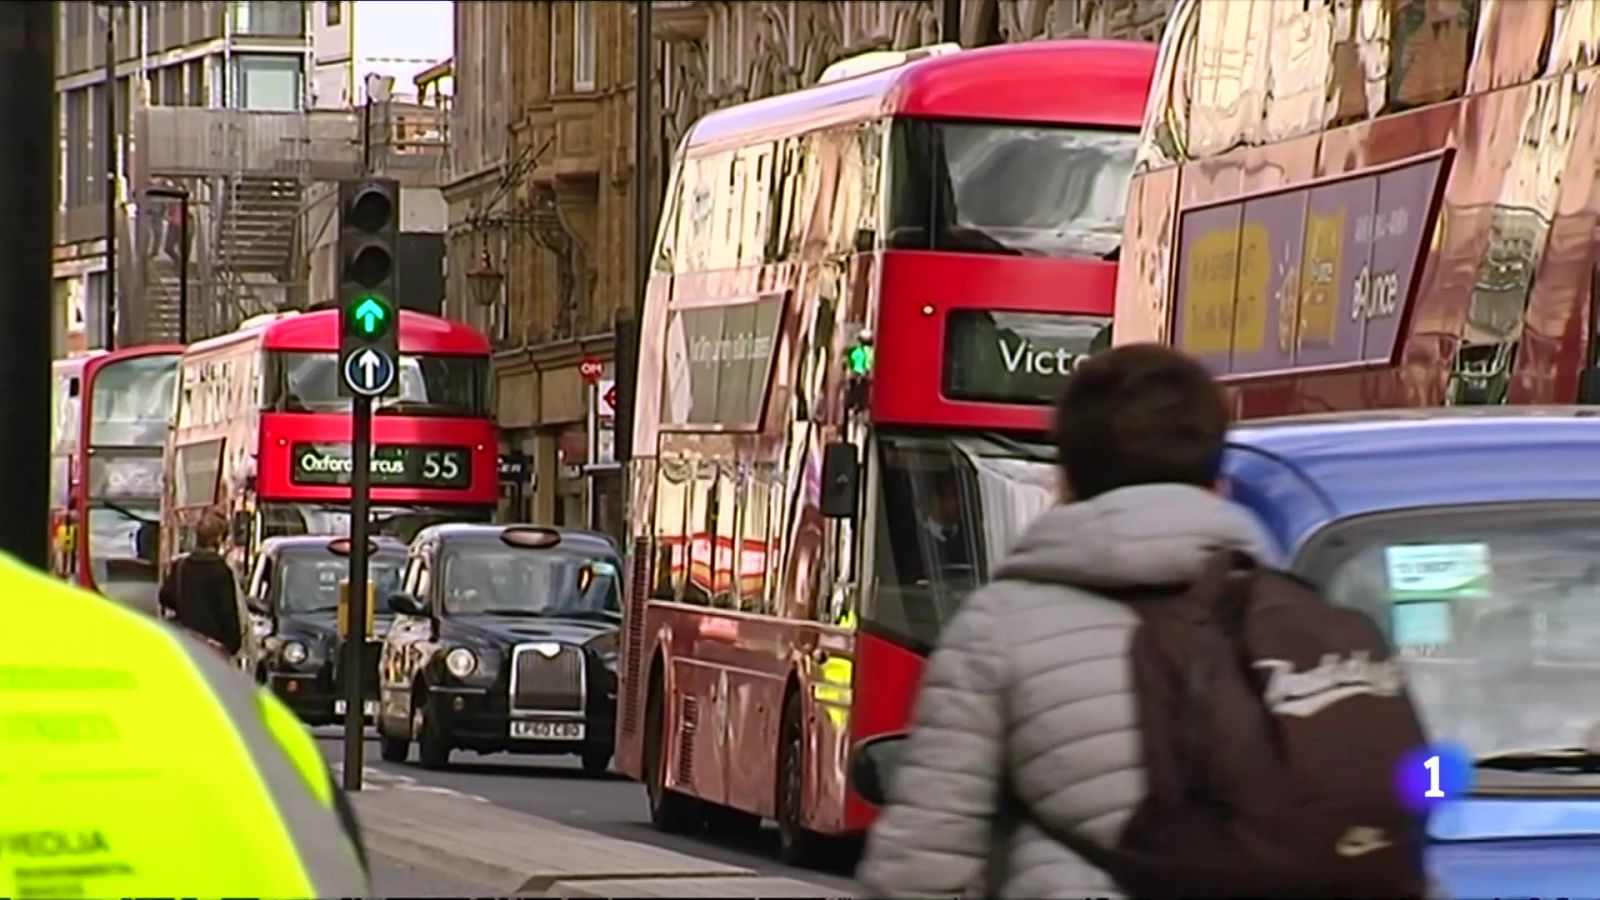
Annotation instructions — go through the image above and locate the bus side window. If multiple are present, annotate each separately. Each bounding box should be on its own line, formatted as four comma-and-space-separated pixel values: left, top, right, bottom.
1184, 0, 1273, 159
651, 456, 691, 602
1384, 0, 1479, 113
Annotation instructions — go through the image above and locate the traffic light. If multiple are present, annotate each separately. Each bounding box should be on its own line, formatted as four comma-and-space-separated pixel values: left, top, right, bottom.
337, 177, 400, 398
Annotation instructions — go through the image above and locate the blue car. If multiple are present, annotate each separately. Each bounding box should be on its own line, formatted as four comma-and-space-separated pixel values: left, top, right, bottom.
1225, 407, 1600, 898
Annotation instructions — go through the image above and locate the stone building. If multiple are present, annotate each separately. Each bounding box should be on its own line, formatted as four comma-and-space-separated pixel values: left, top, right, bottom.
446, 0, 1174, 536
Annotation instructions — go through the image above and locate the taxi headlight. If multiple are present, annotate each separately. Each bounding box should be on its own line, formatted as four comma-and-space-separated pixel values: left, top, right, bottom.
445, 647, 478, 679
281, 640, 308, 665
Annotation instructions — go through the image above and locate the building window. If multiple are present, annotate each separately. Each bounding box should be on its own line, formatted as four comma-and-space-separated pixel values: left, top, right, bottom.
548, 4, 560, 93
324, 1, 341, 27
573, 1, 596, 91
65, 88, 93, 207
234, 55, 303, 111
230, 1, 304, 38
186, 58, 206, 107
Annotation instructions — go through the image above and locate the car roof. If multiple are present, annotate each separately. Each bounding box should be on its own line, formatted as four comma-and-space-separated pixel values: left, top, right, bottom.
411, 522, 620, 553
1223, 406, 1600, 558
258, 535, 409, 556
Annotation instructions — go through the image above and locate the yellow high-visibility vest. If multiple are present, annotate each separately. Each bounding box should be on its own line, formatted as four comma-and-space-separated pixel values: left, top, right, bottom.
0, 552, 368, 898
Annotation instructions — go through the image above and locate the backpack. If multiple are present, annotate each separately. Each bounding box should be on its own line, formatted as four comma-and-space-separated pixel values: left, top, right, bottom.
1019, 549, 1431, 899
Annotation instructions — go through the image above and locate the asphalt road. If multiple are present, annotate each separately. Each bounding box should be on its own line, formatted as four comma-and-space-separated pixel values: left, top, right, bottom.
315, 729, 862, 896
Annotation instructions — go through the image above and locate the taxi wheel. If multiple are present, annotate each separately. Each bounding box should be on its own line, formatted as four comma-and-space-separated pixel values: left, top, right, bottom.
581, 748, 612, 777
413, 700, 451, 770
777, 691, 830, 868
378, 717, 410, 763
644, 675, 701, 833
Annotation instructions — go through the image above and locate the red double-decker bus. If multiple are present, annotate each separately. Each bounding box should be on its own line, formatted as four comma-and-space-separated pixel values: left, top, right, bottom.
161, 308, 498, 577
614, 40, 1154, 863
50, 346, 183, 613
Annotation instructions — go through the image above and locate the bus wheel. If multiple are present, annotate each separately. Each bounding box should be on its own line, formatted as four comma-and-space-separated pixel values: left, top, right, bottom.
644, 675, 700, 833
777, 690, 829, 867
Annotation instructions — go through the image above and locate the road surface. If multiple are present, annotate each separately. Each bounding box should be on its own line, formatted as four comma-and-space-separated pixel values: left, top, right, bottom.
317, 729, 861, 896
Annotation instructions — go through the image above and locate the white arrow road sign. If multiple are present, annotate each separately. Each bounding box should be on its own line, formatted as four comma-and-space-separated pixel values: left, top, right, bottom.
343, 347, 396, 397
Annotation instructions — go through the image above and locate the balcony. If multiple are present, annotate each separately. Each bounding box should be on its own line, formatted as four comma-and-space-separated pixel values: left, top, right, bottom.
229, 0, 305, 38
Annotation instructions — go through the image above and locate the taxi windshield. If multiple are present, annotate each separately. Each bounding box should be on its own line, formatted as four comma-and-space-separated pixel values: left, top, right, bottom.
276, 551, 405, 615
441, 543, 620, 618
1297, 502, 1600, 762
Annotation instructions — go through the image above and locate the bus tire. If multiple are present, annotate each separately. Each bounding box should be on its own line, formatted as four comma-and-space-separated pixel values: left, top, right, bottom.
644, 673, 700, 833
777, 690, 830, 867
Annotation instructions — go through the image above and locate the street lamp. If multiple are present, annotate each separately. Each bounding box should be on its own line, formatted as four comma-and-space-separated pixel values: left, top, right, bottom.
466, 249, 504, 309
143, 186, 191, 343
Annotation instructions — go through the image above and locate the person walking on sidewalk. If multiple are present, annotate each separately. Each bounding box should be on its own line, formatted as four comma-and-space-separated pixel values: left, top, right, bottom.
158, 511, 243, 659
857, 344, 1430, 899
0, 550, 369, 898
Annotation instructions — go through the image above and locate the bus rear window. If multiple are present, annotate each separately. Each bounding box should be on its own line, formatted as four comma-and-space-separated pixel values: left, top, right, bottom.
887, 118, 1136, 259
263, 351, 491, 418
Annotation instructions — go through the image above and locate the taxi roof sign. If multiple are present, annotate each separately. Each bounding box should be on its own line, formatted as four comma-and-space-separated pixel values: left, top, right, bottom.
500, 526, 563, 549
328, 537, 380, 557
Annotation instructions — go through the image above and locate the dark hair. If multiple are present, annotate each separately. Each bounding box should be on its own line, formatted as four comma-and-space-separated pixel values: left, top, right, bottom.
195, 511, 228, 549
1052, 343, 1229, 500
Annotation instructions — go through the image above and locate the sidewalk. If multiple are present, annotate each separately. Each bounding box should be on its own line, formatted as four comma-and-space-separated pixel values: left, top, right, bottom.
351, 788, 852, 898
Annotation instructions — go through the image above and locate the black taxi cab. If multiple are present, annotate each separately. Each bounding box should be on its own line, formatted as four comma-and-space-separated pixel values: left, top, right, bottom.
245, 534, 408, 725
376, 524, 622, 772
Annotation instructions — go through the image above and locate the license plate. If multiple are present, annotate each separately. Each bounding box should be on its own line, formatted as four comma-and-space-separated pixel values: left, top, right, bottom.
334, 700, 379, 716
510, 720, 585, 741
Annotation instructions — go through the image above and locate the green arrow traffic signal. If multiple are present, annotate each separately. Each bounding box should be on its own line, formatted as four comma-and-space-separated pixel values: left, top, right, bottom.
350, 296, 391, 338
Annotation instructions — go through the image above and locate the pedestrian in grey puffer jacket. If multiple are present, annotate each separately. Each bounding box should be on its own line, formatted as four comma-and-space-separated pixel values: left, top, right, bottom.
857, 484, 1270, 899
858, 343, 1269, 900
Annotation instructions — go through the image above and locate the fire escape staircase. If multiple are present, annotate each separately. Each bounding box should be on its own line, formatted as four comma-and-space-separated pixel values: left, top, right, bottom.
213, 174, 306, 318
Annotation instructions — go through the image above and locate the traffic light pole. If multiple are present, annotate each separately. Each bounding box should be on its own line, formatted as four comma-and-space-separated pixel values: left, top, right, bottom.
0, 0, 55, 568
341, 393, 373, 792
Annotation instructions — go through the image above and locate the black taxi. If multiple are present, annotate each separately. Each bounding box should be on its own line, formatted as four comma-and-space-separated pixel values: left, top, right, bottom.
376, 524, 621, 772
245, 534, 408, 725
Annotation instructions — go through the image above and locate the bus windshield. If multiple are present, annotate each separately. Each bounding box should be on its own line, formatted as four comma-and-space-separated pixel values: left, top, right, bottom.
90, 355, 178, 448
867, 432, 1056, 652
88, 502, 161, 615
265, 351, 490, 417
888, 119, 1137, 259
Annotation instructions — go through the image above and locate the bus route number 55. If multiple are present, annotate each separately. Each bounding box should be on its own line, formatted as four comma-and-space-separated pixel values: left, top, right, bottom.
422, 451, 461, 483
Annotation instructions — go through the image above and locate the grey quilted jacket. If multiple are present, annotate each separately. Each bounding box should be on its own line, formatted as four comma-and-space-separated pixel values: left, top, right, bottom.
856, 484, 1271, 899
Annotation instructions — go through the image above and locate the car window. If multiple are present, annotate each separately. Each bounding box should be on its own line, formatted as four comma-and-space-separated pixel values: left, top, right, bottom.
1296, 502, 1600, 759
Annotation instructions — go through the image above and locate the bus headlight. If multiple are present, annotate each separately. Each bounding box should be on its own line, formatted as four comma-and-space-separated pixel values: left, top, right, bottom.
281, 641, 308, 666
445, 647, 478, 679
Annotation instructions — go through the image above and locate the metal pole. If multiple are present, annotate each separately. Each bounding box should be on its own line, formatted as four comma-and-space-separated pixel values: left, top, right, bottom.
342, 393, 373, 791
586, 381, 598, 529
633, 0, 652, 316
941, 0, 961, 44
0, 1, 55, 568
178, 194, 191, 343
103, 2, 119, 349
361, 97, 373, 176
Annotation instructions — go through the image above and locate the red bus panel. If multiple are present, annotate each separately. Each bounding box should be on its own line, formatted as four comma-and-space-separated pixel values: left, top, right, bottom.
258, 412, 498, 507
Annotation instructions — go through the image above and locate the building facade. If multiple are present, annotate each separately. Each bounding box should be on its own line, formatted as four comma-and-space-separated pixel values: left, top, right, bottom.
55, 0, 312, 355
446, 0, 1175, 539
